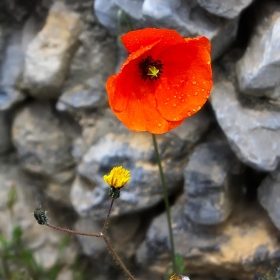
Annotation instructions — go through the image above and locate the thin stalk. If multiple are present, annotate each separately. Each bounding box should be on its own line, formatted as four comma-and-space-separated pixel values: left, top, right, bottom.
102, 199, 114, 233
152, 133, 177, 274
101, 234, 135, 280
117, 9, 123, 36
123, 11, 133, 31
45, 224, 135, 280
46, 224, 101, 238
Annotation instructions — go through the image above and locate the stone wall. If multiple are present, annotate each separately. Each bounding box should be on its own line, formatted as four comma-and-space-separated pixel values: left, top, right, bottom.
1, 0, 280, 279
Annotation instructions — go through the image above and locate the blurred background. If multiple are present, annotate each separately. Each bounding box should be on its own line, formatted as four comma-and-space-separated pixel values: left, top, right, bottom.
0, 0, 280, 279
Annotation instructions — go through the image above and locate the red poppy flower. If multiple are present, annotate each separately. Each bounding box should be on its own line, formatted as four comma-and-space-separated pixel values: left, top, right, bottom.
106, 28, 212, 134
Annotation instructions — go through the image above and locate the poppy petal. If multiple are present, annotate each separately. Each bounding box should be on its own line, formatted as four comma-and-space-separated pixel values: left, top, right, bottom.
112, 73, 174, 134
155, 37, 212, 121
121, 28, 186, 53
107, 41, 159, 112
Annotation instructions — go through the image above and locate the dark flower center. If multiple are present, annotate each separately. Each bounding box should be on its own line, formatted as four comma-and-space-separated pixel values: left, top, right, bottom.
139, 56, 164, 81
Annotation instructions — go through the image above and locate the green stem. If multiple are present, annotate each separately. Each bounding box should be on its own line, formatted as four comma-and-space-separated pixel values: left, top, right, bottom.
117, 9, 133, 36
152, 133, 177, 274
123, 10, 133, 32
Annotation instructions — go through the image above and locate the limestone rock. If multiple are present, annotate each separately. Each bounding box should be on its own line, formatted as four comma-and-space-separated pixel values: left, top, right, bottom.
136, 195, 280, 278
196, 0, 254, 19
258, 166, 280, 230
0, 111, 12, 154
57, 22, 116, 111
94, 0, 238, 59
12, 101, 75, 179
0, 154, 78, 271
184, 142, 242, 225
22, 2, 83, 98
170, 107, 212, 148
0, 30, 26, 110
210, 59, 280, 171
236, 3, 280, 101
71, 131, 185, 220
94, 0, 145, 35
76, 213, 143, 262
142, 0, 238, 59
79, 108, 127, 148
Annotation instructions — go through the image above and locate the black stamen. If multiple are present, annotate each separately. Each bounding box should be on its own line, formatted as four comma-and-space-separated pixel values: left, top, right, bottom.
139, 55, 164, 81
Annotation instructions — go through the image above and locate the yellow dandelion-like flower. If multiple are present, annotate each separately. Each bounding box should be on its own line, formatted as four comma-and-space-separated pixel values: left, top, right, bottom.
103, 166, 130, 189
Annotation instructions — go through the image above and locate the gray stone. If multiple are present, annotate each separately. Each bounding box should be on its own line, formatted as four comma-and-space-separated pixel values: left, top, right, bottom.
12, 101, 75, 179
79, 109, 127, 148
143, 0, 238, 59
0, 0, 32, 23
170, 107, 213, 148
136, 195, 280, 278
57, 23, 116, 111
0, 111, 12, 154
0, 153, 78, 271
184, 142, 241, 225
22, 2, 83, 99
236, 5, 280, 101
114, 0, 144, 21
258, 166, 280, 230
0, 16, 40, 110
94, 0, 120, 35
76, 213, 142, 261
142, 0, 238, 59
0, 30, 26, 110
196, 0, 254, 19
94, 0, 238, 60
94, 0, 145, 35
44, 179, 73, 207
210, 62, 280, 171
71, 131, 185, 219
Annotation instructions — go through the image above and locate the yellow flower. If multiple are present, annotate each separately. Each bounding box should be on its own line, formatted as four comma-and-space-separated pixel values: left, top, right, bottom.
103, 166, 130, 189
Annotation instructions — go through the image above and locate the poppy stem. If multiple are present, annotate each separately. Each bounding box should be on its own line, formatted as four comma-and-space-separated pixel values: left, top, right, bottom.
152, 133, 177, 274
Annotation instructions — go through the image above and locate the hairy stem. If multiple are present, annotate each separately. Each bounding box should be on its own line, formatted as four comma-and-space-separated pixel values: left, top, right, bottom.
102, 199, 114, 233
46, 224, 101, 238
102, 233, 135, 280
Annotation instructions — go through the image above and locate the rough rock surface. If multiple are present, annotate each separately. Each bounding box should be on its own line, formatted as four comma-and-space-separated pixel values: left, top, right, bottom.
0, 30, 26, 110
210, 58, 280, 171
94, 0, 145, 35
137, 195, 280, 278
0, 111, 12, 154
71, 131, 185, 219
0, 154, 78, 272
258, 166, 280, 231
236, 4, 280, 101
76, 213, 143, 262
170, 107, 212, 148
12, 101, 75, 179
22, 2, 83, 98
196, 0, 254, 19
184, 142, 242, 225
2, 0, 280, 279
57, 19, 116, 111
94, 0, 238, 59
